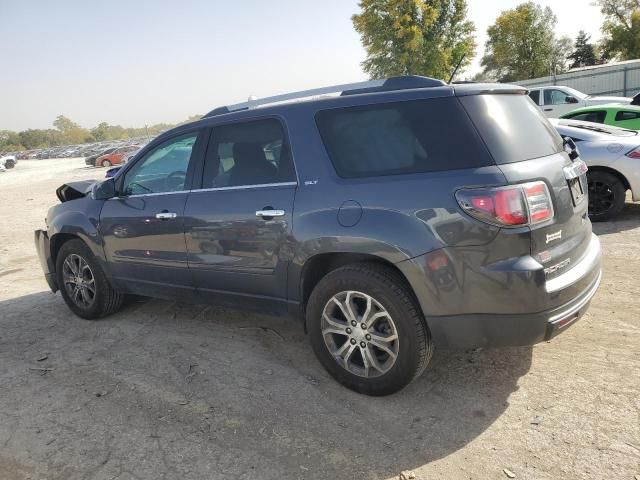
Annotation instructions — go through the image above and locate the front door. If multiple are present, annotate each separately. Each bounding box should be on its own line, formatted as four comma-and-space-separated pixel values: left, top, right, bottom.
183, 118, 297, 312
542, 88, 578, 118
100, 130, 203, 299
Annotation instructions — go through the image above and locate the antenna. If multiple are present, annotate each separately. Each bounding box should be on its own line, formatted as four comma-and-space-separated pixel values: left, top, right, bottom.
448, 54, 467, 84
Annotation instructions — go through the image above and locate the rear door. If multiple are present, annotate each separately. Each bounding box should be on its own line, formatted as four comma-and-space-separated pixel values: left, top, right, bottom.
183, 117, 297, 312
461, 93, 593, 303
100, 129, 205, 299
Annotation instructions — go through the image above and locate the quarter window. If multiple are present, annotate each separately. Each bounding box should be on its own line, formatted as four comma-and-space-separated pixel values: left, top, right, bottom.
202, 118, 296, 188
315, 98, 493, 178
528, 90, 540, 105
615, 111, 640, 121
122, 132, 198, 195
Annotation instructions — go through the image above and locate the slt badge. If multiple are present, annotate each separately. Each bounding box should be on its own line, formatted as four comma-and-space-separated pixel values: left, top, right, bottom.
546, 230, 562, 244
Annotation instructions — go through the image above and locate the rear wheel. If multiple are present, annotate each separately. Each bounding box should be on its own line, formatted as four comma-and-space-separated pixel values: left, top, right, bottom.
5, 159, 15, 169
306, 263, 432, 396
55, 239, 124, 319
101, 159, 112, 167
587, 171, 626, 222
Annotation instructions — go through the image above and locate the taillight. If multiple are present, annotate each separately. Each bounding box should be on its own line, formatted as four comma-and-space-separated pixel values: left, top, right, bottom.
625, 147, 640, 158
456, 181, 554, 227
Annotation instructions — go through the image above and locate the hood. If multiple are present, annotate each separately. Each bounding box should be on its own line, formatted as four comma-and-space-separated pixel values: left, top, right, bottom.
586, 96, 631, 105
56, 180, 96, 203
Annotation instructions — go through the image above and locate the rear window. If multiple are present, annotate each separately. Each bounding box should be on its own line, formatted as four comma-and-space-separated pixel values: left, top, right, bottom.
315, 98, 493, 178
460, 94, 564, 164
528, 90, 540, 104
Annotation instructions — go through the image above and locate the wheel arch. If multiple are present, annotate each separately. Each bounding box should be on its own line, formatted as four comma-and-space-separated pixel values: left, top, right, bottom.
588, 165, 631, 191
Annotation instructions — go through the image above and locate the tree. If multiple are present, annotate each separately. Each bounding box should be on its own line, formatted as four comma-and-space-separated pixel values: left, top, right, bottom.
597, 0, 640, 60
53, 115, 79, 133
352, 0, 476, 80
480, 2, 558, 82
18, 129, 65, 149
568, 30, 598, 68
550, 36, 574, 74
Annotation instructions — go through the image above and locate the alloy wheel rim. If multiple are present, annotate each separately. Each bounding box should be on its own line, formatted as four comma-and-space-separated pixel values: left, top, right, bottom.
62, 254, 96, 308
588, 180, 614, 215
321, 290, 399, 378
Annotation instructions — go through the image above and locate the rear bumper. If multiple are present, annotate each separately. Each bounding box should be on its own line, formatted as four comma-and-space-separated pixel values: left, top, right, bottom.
34, 229, 58, 292
403, 234, 602, 348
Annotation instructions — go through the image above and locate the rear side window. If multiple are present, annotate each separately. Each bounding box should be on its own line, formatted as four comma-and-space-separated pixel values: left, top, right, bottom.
565, 111, 607, 123
615, 110, 640, 121
528, 90, 540, 105
202, 118, 296, 188
460, 94, 564, 164
315, 98, 493, 178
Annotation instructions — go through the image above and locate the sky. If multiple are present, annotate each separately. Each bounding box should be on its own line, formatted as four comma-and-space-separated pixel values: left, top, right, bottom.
0, 0, 604, 132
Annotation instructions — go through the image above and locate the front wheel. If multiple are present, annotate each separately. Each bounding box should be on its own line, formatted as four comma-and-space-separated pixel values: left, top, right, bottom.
101, 159, 112, 167
587, 171, 626, 222
306, 263, 432, 396
55, 239, 124, 319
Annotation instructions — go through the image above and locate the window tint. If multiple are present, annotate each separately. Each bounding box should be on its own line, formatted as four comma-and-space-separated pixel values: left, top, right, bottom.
528, 90, 540, 105
202, 118, 296, 188
315, 97, 493, 178
460, 94, 564, 164
564, 111, 607, 123
615, 110, 640, 121
123, 132, 198, 195
544, 89, 570, 105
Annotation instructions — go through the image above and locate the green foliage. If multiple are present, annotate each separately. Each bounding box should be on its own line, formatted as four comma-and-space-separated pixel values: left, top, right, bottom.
0, 114, 201, 152
352, 0, 476, 80
569, 31, 598, 68
597, 0, 640, 60
481, 2, 562, 82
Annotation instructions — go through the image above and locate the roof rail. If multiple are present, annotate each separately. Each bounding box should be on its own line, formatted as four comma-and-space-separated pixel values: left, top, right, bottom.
202, 75, 447, 118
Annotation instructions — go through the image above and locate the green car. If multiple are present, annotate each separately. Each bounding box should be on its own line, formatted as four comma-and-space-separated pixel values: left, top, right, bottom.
561, 104, 640, 130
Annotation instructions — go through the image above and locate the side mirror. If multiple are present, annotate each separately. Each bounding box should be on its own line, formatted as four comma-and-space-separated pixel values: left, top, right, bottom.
93, 177, 116, 200
566, 96, 579, 104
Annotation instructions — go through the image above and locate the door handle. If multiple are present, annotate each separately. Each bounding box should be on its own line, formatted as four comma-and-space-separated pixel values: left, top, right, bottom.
544, 108, 553, 111
155, 212, 177, 219
256, 209, 285, 218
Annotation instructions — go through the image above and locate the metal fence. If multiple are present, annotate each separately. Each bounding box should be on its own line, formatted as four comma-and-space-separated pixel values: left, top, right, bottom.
515, 59, 640, 97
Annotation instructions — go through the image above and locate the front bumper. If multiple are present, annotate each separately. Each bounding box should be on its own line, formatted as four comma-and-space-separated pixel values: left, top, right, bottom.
34, 229, 58, 292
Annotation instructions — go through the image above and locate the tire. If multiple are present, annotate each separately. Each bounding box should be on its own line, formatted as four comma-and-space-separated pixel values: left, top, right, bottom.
588, 171, 626, 222
101, 159, 112, 167
306, 262, 432, 396
55, 239, 124, 319
5, 160, 15, 169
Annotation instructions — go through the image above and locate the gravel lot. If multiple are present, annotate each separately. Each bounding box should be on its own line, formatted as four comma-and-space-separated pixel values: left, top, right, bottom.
0, 158, 638, 480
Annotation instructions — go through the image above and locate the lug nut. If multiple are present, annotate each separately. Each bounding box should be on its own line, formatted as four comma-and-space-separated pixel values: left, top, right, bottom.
351, 320, 357, 327
346, 327, 352, 334
350, 338, 357, 345
365, 334, 371, 341
361, 323, 366, 329
360, 341, 366, 348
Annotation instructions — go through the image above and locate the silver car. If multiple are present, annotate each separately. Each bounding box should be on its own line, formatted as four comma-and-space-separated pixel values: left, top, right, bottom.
551, 118, 640, 220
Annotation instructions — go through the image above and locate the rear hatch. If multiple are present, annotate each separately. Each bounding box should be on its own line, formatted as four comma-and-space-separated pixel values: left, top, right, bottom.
458, 91, 592, 295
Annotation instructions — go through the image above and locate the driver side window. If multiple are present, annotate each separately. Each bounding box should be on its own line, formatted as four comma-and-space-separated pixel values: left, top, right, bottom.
122, 132, 198, 196
545, 89, 569, 105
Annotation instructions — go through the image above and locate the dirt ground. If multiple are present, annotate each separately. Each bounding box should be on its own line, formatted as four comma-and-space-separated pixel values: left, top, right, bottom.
0, 158, 638, 480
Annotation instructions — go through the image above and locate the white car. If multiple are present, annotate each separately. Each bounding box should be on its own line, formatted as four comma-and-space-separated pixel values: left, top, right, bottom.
528, 86, 631, 118
0, 154, 17, 172
550, 118, 640, 220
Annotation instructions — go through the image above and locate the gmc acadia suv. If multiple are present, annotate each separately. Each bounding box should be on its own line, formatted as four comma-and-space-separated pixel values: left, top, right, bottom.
35, 76, 602, 395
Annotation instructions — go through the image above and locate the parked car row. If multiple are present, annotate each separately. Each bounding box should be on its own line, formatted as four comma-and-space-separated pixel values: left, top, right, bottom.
1, 137, 150, 164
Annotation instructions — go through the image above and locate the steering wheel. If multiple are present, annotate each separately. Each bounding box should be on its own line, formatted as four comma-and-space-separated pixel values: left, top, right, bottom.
165, 170, 187, 191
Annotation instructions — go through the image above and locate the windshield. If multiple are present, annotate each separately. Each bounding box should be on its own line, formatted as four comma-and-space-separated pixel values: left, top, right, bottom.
562, 87, 587, 100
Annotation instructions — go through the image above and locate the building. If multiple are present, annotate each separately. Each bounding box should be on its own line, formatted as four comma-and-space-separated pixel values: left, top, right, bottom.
515, 59, 640, 97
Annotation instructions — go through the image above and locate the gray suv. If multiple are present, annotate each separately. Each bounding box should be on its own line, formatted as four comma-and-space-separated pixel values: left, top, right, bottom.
35, 76, 602, 395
